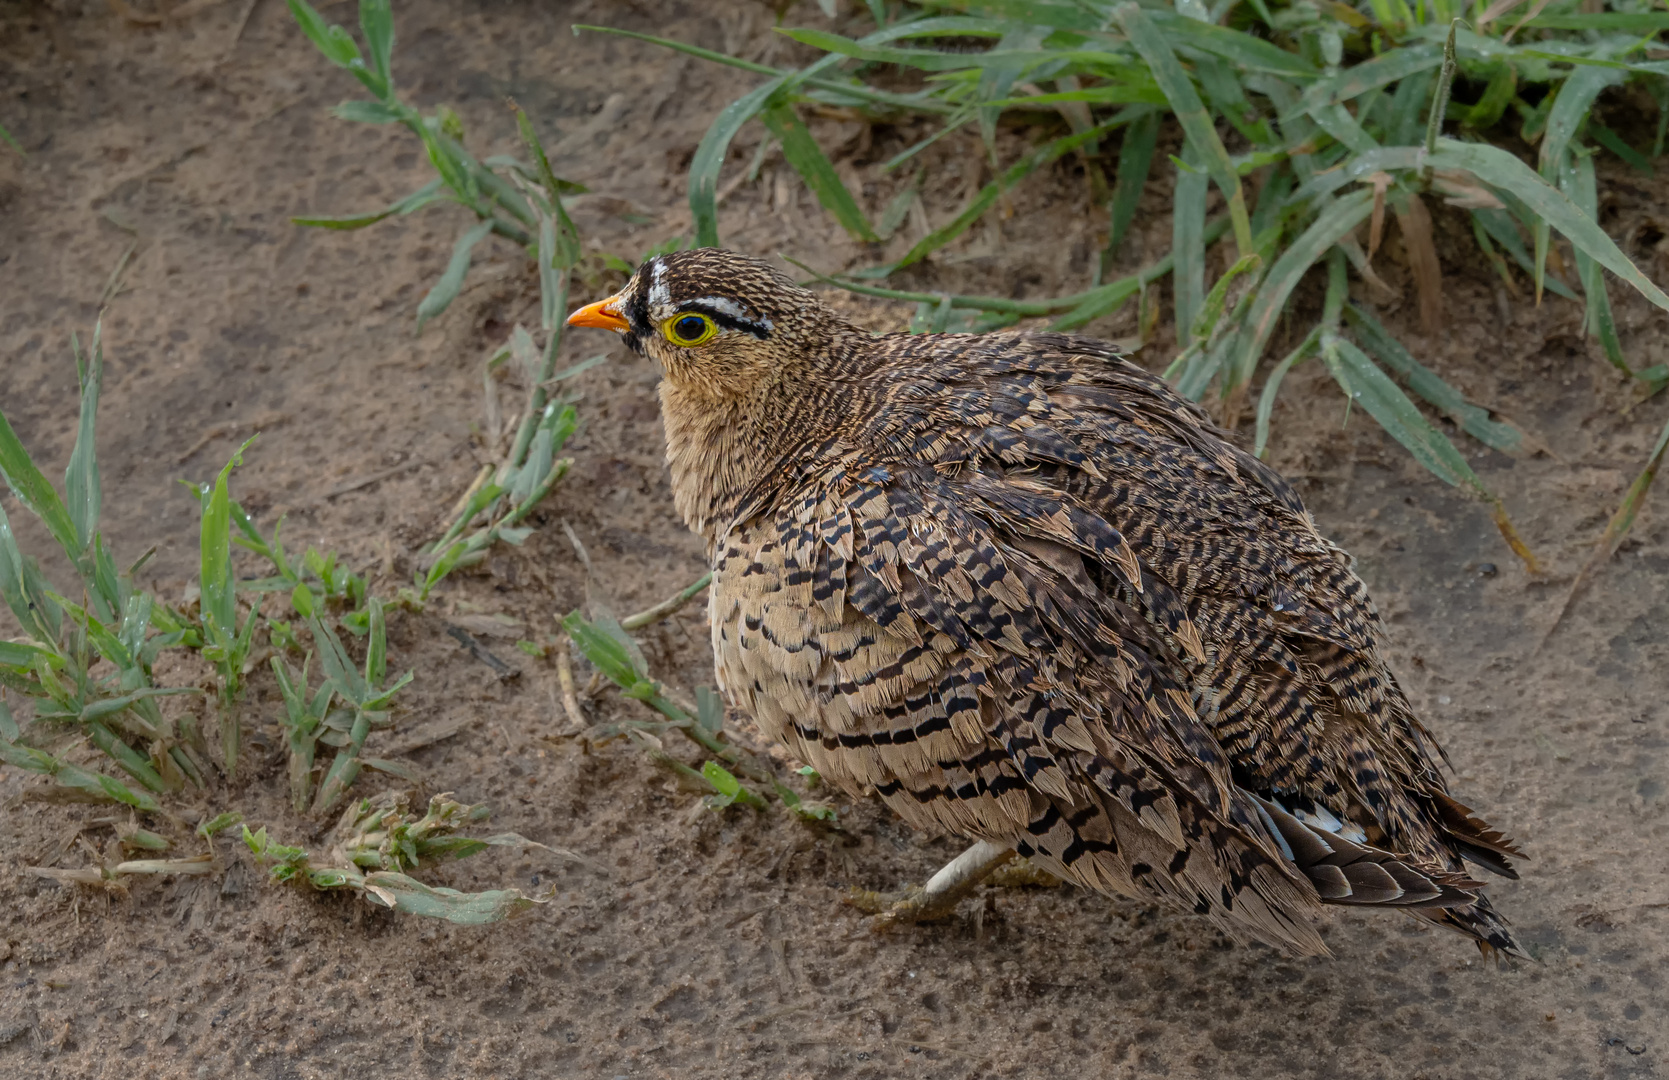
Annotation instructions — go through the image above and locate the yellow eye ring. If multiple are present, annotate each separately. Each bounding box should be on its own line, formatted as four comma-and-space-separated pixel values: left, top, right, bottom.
661, 312, 719, 348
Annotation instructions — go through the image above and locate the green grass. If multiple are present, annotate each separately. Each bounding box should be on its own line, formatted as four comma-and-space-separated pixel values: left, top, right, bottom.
560, 608, 835, 822
586, 0, 1669, 569
0, 320, 567, 920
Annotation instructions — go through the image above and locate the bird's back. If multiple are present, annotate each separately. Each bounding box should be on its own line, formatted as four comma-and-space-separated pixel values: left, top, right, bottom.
709, 330, 1522, 956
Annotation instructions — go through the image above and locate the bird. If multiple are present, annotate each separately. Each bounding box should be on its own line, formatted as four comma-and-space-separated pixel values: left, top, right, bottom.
566, 248, 1527, 959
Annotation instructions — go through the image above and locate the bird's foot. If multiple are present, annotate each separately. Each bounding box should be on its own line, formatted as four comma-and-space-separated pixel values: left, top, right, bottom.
844, 840, 1017, 928
845, 882, 962, 926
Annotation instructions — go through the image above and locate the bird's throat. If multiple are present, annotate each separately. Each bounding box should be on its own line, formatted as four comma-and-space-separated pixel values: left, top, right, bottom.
658, 381, 779, 551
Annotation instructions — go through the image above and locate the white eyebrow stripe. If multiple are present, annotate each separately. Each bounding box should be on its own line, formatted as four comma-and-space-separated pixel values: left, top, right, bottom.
686, 296, 772, 331
647, 258, 670, 310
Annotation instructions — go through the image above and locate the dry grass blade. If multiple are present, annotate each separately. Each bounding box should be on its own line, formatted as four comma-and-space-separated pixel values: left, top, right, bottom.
555, 636, 586, 731
1504, 0, 1557, 42
1366, 172, 1390, 262
1476, 0, 1529, 26
1539, 414, 1669, 648
1394, 193, 1444, 336
620, 572, 714, 631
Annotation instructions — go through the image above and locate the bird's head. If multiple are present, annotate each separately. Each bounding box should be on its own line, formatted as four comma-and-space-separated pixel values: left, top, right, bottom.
566, 249, 837, 402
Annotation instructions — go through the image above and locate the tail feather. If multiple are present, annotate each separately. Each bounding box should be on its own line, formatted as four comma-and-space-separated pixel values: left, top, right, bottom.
1413, 894, 1531, 960
1252, 795, 1482, 909
1250, 794, 1530, 959
1431, 791, 1525, 879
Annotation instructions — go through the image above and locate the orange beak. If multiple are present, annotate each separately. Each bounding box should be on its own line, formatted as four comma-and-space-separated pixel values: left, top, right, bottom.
565, 293, 630, 333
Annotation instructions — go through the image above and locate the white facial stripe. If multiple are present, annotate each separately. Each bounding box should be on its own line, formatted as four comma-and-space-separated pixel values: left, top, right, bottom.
688, 296, 772, 332
647, 258, 670, 312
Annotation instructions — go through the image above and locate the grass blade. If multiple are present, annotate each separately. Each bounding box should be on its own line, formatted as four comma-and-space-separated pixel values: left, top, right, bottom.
1564, 147, 1636, 382
890, 116, 1124, 272
1525, 12, 1669, 32
285, 0, 361, 70
1593, 418, 1669, 556
1237, 189, 1375, 387
1298, 45, 1443, 121
761, 102, 878, 241
1534, 65, 1624, 301
0, 415, 81, 569
1588, 122, 1653, 176
1431, 138, 1669, 314
1105, 110, 1157, 268
1470, 206, 1579, 301
416, 220, 494, 332
1323, 332, 1536, 569
1344, 305, 1523, 453
875, 171, 921, 240
1056, 216, 1233, 330
1121, 6, 1255, 258
293, 177, 446, 230
574, 25, 956, 115
691, 76, 788, 248
1542, 408, 1669, 645
780, 27, 1084, 74
198, 448, 245, 654
1254, 326, 1323, 458
1172, 149, 1208, 345
360, 871, 543, 923
512, 106, 581, 271
0, 505, 63, 642
1319, 341, 1463, 489
358, 0, 394, 93
1194, 252, 1264, 344
1117, 2, 1252, 256
64, 324, 103, 565
0, 741, 161, 811
331, 100, 405, 124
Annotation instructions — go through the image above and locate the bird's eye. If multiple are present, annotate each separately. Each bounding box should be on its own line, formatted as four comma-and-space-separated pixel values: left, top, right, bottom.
662, 312, 718, 347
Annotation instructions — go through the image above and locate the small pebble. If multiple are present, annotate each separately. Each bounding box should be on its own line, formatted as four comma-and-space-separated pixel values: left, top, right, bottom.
1477, 562, 1497, 576
1438, 695, 1452, 706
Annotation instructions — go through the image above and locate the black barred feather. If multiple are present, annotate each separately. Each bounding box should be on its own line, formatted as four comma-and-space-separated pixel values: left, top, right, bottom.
596, 249, 1528, 959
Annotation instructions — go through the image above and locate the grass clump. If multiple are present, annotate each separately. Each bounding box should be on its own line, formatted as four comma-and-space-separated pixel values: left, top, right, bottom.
0, 326, 555, 921
3, 0, 826, 920
585, 0, 1669, 569
285, 0, 609, 603
562, 608, 836, 823
243, 791, 588, 922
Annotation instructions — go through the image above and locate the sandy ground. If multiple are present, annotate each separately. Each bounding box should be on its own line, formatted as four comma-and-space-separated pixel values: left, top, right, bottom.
1, 2, 1667, 1077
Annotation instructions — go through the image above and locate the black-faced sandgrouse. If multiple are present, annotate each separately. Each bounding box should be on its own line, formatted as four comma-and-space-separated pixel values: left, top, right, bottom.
567, 248, 1526, 958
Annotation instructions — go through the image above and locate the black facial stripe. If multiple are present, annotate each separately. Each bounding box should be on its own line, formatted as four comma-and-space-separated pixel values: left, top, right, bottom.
625, 282, 653, 338
679, 302, 770, 340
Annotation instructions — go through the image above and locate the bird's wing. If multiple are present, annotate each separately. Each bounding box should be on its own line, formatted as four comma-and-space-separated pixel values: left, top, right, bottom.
894, 464, 1498, 948
886, 335, 1520, 875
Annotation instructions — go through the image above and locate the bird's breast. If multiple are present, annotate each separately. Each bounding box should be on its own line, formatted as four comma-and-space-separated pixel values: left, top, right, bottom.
707, 516, 1000, 825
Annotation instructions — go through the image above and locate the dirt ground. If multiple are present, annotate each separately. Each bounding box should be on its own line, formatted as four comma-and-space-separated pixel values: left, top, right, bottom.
2, 1, 1667, 1077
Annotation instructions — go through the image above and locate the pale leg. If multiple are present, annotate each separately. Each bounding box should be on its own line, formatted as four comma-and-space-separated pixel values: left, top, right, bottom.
846, 840, 1016, 926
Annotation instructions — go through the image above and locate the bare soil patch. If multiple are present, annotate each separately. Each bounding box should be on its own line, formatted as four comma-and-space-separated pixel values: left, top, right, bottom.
1, 2, 1666, 1078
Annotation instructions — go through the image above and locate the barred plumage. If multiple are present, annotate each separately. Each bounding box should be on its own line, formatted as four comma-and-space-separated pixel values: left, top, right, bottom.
568, 249, 1527, 958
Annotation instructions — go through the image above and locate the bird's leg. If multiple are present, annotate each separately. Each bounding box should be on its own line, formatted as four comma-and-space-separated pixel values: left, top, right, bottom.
846, 840, 1016, 926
